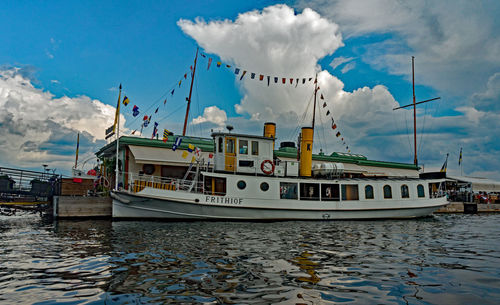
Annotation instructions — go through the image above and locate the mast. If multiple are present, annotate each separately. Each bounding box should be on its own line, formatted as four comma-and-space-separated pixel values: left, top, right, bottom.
115, 84, 122, 191
182, 48, 199, 136
74, 132, 79, 169
393, 57, 440, 167
312, 74, 318, 130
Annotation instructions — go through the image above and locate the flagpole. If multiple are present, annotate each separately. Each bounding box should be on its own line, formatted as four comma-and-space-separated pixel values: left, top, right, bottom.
115, 84, 122, 191
74, 132, 80, 169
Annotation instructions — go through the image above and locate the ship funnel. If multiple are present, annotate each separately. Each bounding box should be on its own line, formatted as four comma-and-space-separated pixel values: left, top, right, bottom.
299, 127, 314, 177
264, 122, 276, 150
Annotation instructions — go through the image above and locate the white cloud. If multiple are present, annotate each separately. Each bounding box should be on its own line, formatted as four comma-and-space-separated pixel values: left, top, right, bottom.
340, 62, 355, 74
330, 56, 354, 69
192, 106, 227, 127
0, 67, 123, 173
297, 0, 500, 97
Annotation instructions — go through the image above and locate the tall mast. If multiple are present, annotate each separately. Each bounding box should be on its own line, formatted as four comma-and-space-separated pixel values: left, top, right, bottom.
312, 74, 318, 130
393, 57, 440, 167
115, 83, 122, 190
182, 48, 199, 136
412, 56, 417, 166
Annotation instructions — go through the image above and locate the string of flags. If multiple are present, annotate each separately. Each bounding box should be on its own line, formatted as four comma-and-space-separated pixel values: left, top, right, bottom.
120, 48, 351, 153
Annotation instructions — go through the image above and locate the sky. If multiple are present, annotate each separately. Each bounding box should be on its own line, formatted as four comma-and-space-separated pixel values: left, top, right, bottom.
0, 0, 499, 180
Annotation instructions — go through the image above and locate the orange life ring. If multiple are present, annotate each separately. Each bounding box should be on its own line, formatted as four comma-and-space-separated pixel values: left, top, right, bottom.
261, 160, 275, 175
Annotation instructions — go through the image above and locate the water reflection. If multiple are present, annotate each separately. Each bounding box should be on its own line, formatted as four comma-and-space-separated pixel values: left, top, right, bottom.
0, 214, 499, 304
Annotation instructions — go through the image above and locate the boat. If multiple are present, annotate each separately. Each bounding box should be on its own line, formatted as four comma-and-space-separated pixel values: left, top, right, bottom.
108, 52, 448, 220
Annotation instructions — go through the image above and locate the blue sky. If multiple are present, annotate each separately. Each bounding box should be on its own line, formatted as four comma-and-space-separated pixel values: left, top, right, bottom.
1, 0, 499, 180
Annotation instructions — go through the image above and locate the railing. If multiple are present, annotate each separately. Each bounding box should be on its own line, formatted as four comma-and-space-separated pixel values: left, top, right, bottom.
0, 167, 61, 198
126, 172, 204, 194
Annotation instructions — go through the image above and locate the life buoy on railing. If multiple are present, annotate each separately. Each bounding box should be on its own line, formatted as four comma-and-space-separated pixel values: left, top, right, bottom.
261, 160, 275, 175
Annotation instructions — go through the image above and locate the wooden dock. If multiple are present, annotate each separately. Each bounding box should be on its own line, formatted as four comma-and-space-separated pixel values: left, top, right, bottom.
435, 202, 500, 213
53, 196, 112, 218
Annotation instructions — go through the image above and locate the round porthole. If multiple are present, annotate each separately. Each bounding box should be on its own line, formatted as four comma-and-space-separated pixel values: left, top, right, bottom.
260, 182, 269, 192
237, 180, 246, 190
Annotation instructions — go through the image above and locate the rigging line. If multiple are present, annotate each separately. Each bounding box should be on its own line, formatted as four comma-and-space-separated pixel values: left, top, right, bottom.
417, 101, 429, 159
155, 103, 187, 124
390, 105, 406, 157
404, 110, 413, 158
288, 91, 314, 141
418, 96, 442, 160
317, 103, 328, 154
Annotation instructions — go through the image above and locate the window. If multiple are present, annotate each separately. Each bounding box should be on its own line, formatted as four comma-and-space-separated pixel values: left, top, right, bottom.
342, 185, 359, 200
237, 180, 246, 190
401, 185, 410, 198
218, 137, 223, 153
300, 183, 320, 200
142, 164, 155, 175
417, 184, 425, 198
226, 138, 235, 154
280, 182, 298, 199
365, 185, 374, 199
239, 140, 248, 155
321, 184, 340, 201
260, 182, 269, 192
252, 141, 259, 156
238, 160, 254, 167
204, 176, 226, 196
383, 185, 392, 199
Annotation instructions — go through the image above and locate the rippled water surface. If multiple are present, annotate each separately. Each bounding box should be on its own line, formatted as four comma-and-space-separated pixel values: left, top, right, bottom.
1, 213, 499, 304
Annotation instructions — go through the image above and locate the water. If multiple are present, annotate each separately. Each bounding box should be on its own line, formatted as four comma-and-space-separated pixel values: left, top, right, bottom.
1, 213, 499, 304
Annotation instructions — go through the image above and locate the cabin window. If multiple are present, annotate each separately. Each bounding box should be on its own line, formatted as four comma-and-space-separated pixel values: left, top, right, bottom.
237, 180, 246, 190
321, 184, 340, 201
239, 140, 248, 155
300, 183, 320, 200
365, 185, 374, 199
238, 160, 254, 167
401, 185, 410, 198
204, 176, 226, 196
260, 182, 269, 192
383, 185, 392, 199
280, 182, 298, 199
218, 137, 223, 153
341, 185, 359, 201
417, 184, 425, 198
252, 141, 259, 156
226, 138, 235, 154
142, 164, 155, 175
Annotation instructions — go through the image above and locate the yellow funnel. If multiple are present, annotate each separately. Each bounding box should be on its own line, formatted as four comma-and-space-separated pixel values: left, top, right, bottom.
299, 127, 313, 177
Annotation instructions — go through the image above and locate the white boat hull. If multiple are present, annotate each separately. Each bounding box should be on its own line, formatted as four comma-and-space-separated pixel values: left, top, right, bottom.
111, 190, 448, 220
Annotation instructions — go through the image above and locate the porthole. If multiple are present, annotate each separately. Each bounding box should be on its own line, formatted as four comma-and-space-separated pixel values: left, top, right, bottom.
260, 182, 269, 192
237, 180, 246, 190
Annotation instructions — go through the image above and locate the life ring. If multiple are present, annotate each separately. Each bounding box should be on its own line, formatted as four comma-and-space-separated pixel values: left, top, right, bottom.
261, 160, 275, 175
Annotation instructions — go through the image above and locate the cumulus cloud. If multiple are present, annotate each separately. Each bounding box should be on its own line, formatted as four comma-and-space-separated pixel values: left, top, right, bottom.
192, 105, 227, 127
0, 67, 122, 173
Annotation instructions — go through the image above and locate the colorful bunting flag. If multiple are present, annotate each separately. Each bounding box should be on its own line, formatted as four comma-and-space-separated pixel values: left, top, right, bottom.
187, 143, 194, 153
336, 132, 341, 137
123, 96, 130, 106
184, 73, 187, 79
178, 80, 182, 87
171, 89, 175, 95
326, 110, 330, 116
155, 107, 159, 114
194, 147, 201, 157
322, 102, 327, 108
151, 122, 158, 139
282, 78, 286, 84
207, 58, 212, 70
162, 129, 169, 143
302, 78, 306, 84
217, 61, 221, 67
274, 77, 278, 83
226, 64, 231, 68
235, 68, 240, 75
240, 70, 247, 80
201, 53, 206, 58
132, 105, 139, 117
191, 156, 196, 163
163, 99, 167, 105
320, 94, 324, 100
309, 78, 312, 81
181, 151, 189, 159
290, 78, 293, 84
251, 73, 255, 79
172, 137, 182, 151
332, 123, 337, 130
267, 76, 270, 86
260, 74, 264, 81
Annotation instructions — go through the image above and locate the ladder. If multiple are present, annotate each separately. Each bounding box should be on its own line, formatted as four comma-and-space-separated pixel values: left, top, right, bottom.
182, 161, 200, 192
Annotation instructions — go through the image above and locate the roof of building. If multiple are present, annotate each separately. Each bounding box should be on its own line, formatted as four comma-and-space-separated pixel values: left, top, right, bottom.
96, 135, 418, 171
